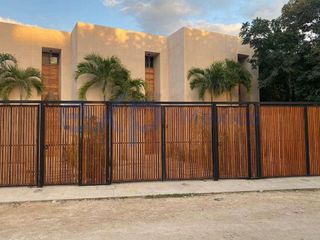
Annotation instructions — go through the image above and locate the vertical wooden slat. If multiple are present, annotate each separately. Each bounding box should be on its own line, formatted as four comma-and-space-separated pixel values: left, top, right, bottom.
307, 107, 320, 175
217, 106, 248, 178
112, 105, 161, 182
81, 104, 107, 185
44, 105, 79, 185
0, 105, 38, 186
260, 106, 306, 177
165, 106, 213, 180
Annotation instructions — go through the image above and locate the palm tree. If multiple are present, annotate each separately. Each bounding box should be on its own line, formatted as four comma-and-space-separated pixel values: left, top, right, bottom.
224, 59, 251, 101
76, 54, 128, 100
0, 53, 17, 66
188, 62, 227, 101
111, 77, 146, 101
0, 64, 44, 100
0, 53, 17, 75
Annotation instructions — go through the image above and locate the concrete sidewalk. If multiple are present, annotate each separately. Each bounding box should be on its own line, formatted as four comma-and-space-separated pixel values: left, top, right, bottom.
1, 177, 320, 204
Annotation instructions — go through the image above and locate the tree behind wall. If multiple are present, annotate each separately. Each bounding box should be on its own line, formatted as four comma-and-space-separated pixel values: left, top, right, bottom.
240, 0, 320, 101
188, 62, 226, 101
187, 60, 251, 101
76, 53, 146, 101
0, 53, 44, 100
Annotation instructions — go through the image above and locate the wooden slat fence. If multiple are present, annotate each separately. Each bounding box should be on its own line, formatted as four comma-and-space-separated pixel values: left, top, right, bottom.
112, 105, 162, 182
165, 106, 213, 180
44, 105, 80, 185
82, 104, 108, 185
217, 106, 249, 178
0, 105, 38, 186
0, 102, 319, 187
260, 106, 307, 177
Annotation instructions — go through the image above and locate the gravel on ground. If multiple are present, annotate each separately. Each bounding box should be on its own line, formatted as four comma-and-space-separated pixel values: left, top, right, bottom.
1, 190, 320, 240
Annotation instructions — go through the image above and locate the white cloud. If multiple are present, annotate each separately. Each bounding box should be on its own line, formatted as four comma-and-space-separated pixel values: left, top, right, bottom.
0, 17, 37, 27
119, 0, 197, 34
102, 0, 121, 7
102, 0, 289, 35
245, 0, 289, 20
188, 20, 242, 36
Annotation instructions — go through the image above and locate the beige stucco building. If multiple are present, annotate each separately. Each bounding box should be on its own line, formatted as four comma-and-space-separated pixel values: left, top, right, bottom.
0, 21, 259, 101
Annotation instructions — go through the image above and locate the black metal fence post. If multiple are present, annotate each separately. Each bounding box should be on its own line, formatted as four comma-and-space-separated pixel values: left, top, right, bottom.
254, 103, 262, 178
161, 106, 166, 181
108, 103, 113, 185
78, 103, 84, 185
37, 103, 45, 187
212, 104, 219, 181
304, 106, 311, 176
246, 104, 252, 179
105, 102, 109, 184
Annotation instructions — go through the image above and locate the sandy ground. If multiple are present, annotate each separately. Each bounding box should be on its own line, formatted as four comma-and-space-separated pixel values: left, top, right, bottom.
1, 190, 320, 240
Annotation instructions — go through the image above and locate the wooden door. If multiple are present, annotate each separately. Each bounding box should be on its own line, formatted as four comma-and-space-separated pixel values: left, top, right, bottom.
145, 67, 155, 100
42, 52, 60, 100
42, 65, 60, 100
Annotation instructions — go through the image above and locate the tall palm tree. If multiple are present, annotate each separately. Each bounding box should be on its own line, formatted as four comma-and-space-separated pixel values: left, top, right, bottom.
0, 64, 44, 100
111, 77, 146, 101
188, 62, 226, 101
224, 59, 251, 101
76, 54, 128, 100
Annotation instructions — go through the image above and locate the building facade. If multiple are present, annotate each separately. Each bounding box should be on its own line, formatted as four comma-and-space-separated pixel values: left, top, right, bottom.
0, 22, 259, 101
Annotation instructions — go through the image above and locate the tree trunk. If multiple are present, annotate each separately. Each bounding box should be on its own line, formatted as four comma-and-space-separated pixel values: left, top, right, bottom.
19, 87, 23, 101
210, 91, 213, 102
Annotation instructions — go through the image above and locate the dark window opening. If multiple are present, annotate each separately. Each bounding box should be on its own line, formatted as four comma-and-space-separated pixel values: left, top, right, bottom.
42, 52, 60, 65
145, 55, 154, 68
237, 54, 249, 64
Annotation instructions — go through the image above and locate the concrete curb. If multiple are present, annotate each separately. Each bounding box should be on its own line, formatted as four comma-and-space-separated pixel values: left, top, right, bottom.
1, 177, 320, 204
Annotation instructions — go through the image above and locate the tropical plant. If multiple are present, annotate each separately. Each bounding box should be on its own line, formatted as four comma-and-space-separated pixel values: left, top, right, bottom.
0, 64, 44, 100
111, 77, 146, 101
76, 54, 129, 100
224, 59, 251, 101
188, 62, 226, 101
188, 60, 251, 101
0, 53, 17, 70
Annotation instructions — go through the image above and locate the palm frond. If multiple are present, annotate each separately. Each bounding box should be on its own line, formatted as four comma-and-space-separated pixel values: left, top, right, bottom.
187, 68, 205, 80
78, 79, 98, 100
0, 53, 17, 67
0, 81, 16, 100
76, 53, 132, 100
0, 64, 44, 100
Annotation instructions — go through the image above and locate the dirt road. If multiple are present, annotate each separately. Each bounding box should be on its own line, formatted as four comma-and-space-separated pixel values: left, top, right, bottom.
1, 190, 320, 240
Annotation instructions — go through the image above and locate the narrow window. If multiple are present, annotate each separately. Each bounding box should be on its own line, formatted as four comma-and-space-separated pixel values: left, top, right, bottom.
42, 49, 61, 100
145, 54, 155, 100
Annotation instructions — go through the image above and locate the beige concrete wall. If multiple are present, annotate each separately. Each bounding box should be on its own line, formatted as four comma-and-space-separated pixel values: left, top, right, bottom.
0, 22, 259, 102
0, 22, 72, 100
167, 28, 186, 101
182, 27, 259, 102
73, 22, 168, 101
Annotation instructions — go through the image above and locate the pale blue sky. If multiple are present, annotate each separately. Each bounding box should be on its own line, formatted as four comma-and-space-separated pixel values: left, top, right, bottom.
0, 0, 288, 35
